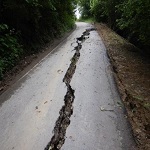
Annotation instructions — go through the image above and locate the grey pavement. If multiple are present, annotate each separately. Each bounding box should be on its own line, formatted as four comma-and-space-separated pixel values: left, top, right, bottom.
0, 22, 136, 150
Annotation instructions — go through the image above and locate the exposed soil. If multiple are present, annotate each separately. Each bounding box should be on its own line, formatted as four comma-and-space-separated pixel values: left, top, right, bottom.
0, 27, 76, 96
95, 23, 150, 150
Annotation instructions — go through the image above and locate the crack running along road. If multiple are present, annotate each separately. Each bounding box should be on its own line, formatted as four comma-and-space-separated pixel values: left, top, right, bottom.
0, 22, 136, 150
45, 28, 95, 150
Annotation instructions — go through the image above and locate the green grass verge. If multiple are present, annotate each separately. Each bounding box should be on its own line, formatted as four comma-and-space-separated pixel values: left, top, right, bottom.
77, 18, 95, 23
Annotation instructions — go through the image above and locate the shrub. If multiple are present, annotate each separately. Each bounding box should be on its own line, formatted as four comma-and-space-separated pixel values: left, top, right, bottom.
0, 24, 22, 79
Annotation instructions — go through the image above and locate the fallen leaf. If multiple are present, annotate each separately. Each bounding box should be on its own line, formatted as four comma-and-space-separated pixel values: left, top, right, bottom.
44, 101, 48, 104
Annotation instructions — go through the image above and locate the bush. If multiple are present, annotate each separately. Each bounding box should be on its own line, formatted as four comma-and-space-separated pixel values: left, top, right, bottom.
116, 0, 150, 49
0, 0, 76, 79
0, 24, 22, 80
80, 0, 150, 52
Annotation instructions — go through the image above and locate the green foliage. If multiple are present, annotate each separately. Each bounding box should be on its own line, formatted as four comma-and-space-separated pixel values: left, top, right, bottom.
0, 0, 76, 49
116, 0, 150, 47
78, 0, 92, 19
78, 17, 95, 23
0, 0, 77, 79
90, 0, 108, 22
78, 0, 150, 51
0, 24, 22, 79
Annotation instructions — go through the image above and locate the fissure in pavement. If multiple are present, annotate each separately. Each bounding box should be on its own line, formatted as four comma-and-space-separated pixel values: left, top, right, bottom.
45, 28, 96, 150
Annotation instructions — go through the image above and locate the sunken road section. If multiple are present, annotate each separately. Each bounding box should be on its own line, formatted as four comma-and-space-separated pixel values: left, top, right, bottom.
45, 28, 96, 150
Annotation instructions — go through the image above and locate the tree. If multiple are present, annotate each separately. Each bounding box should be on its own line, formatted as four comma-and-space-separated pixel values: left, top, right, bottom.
116, 0, 150, 48
78, 0, 92, 19
0, 0, 77, 79
78, 0, 150, 51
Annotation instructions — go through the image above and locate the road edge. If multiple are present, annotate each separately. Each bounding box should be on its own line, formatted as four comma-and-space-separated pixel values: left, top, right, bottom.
0, 25, 77, 96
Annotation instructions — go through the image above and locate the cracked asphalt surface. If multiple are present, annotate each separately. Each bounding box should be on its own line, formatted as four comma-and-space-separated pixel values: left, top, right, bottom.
0, 22, 136, 150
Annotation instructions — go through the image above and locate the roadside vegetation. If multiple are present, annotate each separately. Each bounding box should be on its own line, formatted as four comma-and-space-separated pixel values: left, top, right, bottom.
0, 0, 77, 80
78, 0, 150, 53
78, 17, 95, 23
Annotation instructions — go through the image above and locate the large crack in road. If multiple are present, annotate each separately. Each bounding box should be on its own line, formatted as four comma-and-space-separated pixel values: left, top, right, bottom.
0, 22, 136, 150
45, 28, 96, 150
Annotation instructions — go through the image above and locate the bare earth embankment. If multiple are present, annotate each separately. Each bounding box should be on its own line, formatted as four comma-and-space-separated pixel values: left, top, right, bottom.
96, 23, 150, 150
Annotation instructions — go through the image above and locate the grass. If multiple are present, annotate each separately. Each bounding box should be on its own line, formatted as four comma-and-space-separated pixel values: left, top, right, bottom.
144, 102, 150, 110
77, 17, 95, 23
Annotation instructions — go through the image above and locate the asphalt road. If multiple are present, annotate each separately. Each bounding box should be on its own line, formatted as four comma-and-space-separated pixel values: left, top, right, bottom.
0, 22, 136, 150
